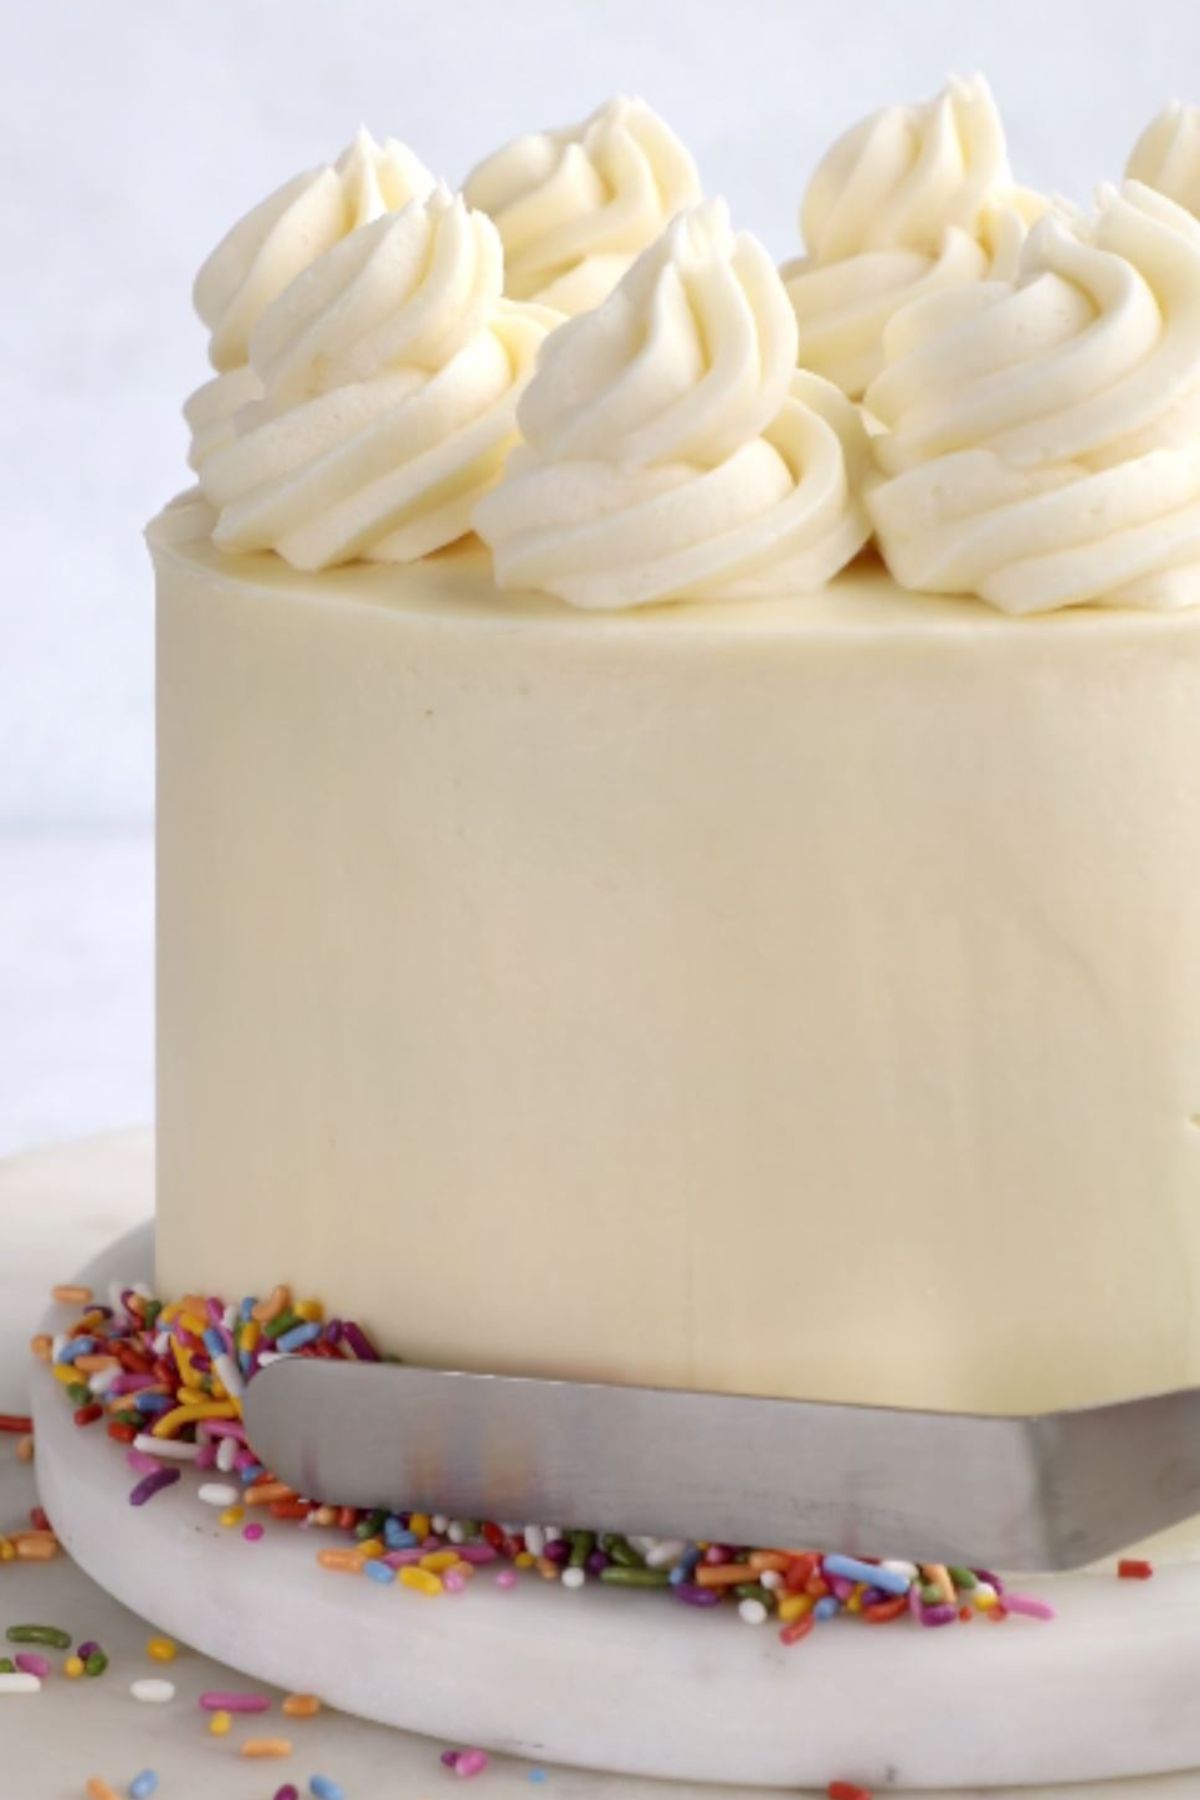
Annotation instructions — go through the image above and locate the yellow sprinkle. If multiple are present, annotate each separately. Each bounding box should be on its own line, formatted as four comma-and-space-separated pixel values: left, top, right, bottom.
974, 1589, 998, 1612
357, 1538, 385, 1560
294, 1300, 324, 1322
159, 1302, 182, 1323
399, 1566, 444, 1596
151, 1400, 237, 1439
282, 1693, 322, 1719
179, 1312, 208, 1338
778, 1594, 815, 1624
209, 1710, 232, 1737
846, 1582, 867, 1615
419, 1550, 460, 1573
408, 1513, 430, 1539
0, 1539, 14, 1563
146, 1636, 177, 1663
240, 1320, 261, 1355
514, 1551, 535, 1569
63, 1655, 85, 1678
53, 1364, 80, 1386
219, 1506, 245, 1529
241, 1738, 293, 1758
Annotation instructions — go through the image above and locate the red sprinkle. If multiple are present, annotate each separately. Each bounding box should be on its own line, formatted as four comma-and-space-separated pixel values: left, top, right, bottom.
29, 1506, 51, 1532
779, 1613, 816, 1646
107, 1422, 137, 1444
1118, 1558, 1154, 1580
829, 1783, 873, 1800
0, 1414, 33, 1434
73, 1403, 104, 1427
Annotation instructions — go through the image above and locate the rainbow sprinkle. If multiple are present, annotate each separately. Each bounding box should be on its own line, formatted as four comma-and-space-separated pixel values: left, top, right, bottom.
37, 1279, 1053, 1644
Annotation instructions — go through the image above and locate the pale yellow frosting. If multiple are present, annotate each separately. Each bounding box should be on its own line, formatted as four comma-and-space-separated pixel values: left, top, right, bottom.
1127, 100, 1200, 218
185, 128, 434, 468
474, 202, 870, 608
782, 76, 1043, 399
463, 94, 702, 315
866, 181, 1200, 614
199, 189, 551, 570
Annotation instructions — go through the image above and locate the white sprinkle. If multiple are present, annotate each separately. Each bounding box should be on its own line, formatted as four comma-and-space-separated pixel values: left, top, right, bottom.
760, 1569, 783, 1591
524, 1525, 545, 1558
881, 1559, 919, 1581
561, 1567, 586, 1590
257, 1351, 284, 1367
543, 1526, 562, 1543
50, 1333, 68, 1364
223, 1303, 238, 1332
432, 1514, 448, 1535
131, 1679, 176, 1704
153, 1331, 170, 1357
447, 1521, 467, 1544
133, 1434, 199, 1463
213, 1353, 244, 1401
216, 1436, 238, 1474
0, 1673, 42, 1694
738, 1598, 768, 1626
198, 1482, 240, 1508
88, 1366, 121, 1396
974, 1581, 998, 1604
644, 1538, 687, 1569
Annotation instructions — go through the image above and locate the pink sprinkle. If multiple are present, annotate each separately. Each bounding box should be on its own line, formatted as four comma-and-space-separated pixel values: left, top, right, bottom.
443, 1570, 467, 1594
14, 1653, 50, 1679
126, 1448, 165, 1477
203, 1420, 247, 1441
243, 1522, 265, 1543
195, 1443, 218, 1470
109, 1374, 158, 1396
384, 1548, 426, 1568
234, 1447, 259, 1471
827, 1576, 856, 1602
455, 1545, 498, 1566
1003, 1591, 1056, 1621
454, 1749, 489, 1779
199, 1690, 271, 1713
495, 1570, 518, 1590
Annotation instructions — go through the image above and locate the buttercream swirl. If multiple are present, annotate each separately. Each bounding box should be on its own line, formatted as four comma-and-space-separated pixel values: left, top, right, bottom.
864, 180, 1200, 613
462, 94, 702, 316
473, 201, 870, 609
200, 188, 551, 570
1127, 100, 1200, 218
782, 76, 1043, 399
186, 128, 434, 468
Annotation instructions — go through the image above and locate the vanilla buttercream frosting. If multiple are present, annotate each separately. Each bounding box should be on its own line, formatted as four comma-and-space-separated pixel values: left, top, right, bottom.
865, 180, 1200, 614
474, 201, 870, 609
185, 128, 435, 468
1127, 100, 1200, 218
199, 188, 551, 570
462, 95, 702, 316
782, 76, 1043, 400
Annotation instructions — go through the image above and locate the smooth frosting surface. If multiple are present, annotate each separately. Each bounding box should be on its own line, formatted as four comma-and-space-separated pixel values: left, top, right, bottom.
153, 499, 1200, 1414
782, 76, 1042, 398
475, 202, 870, 608
186, 128, 434, 468
463, 95, 701, 315
1128, 101, 1200, 218
199, 190, 551, 570
867, 180, 1200, 613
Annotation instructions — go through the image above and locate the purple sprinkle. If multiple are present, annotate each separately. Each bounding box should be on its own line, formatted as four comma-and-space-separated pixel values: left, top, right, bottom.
586, 1551, 610, 1575
341, 1320, 380, 1362
273, 1788, 299, 1800
455, 1544, 498, 1565
920, 1602, 959, 1627
130, 1467, 180, 1506
243, 1522, 264, 1542
975, 1568, 1005, 1593
543, 1539, 570, 1565
14, 1653, 50, 1678
673, 1583, 723, 1608
77, 1642, 100, 1659
384, 1549, 426, 1568
441, 1751, 460, 1768
324, 1320, 344, 1347
206, 1298, 225, 1326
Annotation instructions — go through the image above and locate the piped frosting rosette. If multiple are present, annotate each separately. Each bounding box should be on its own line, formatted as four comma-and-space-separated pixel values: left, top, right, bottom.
864, 181, 1200, 614
473, 200, 870, 610
1127, 101, 1200, 218
463, 95, 702, 316
200, 188, 552, 570
186, 128, 434, 468
782, 76, 1043, 399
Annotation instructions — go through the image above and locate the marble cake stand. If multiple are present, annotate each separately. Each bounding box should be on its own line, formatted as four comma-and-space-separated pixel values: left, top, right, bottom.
20, 1135, 1200, 1792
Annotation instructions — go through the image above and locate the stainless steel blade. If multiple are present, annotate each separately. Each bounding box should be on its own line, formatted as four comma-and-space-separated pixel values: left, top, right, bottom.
241, 1359, 1200, 1571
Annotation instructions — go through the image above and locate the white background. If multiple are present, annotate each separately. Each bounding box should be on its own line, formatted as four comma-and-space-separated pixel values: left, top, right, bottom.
3, 0, 1200, 1151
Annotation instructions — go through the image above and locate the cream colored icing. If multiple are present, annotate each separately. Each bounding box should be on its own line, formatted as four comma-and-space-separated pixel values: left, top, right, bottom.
1127, 100, 1200, 218
186, 128, 434, 468
866, 180, 1200, 614
782, 76, 1043, 398
462, 94, 702, 315
152, 496, 1200, 1414
198, 189, 551, 570
474, 202, 870, 609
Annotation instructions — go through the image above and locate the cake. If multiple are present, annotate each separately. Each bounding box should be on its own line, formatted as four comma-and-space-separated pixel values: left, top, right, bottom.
148, 89, 1200, 1433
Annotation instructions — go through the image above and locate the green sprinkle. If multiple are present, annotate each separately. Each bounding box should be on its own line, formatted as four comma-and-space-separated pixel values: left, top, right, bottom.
568, 1530, 595, 1570
356, 1509, 387, 1541
734, 1582, 773, 1605
66, 1382, 91, 1406
262, 1309, 300, 1342
84, 1650, 108, 1677
920, 1583, 943, 1605
949, 1566, 977, 1589
598, 1566, 670, 1589
0, 1659, 14, 1675
600, 1534, 644, 1569
6, 1625, 72, 1649
141, 1300, 162, 1329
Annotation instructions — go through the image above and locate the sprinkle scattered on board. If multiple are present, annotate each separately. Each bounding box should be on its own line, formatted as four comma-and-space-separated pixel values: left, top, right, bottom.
828, 1783, 873, 1800
38, 1278, 1059, 1642
1118, 1558, 1154, 1580
443, 1747, 490, 1778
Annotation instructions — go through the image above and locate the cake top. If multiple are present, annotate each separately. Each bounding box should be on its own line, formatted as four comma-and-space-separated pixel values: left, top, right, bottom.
176, 83, 1200, 620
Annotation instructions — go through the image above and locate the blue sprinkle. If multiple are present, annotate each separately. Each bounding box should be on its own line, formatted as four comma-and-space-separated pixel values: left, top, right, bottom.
814, 1595, 840, 1621
55, 1337, 97, 1365
310, 1778, 346, 1800
822, 1553, 911, 1596
385, 1527, 418, 1550
203, 1327, 227, 1357
239, 1462, 266, 1485
135, 1393, 173, 1415
528, 1770, 549, 1785
276, 1321, 323, 1354
364, 1559, 395, 1585
238, 1349, 254, 1377
129, 1772, 159, 1799
239, 1297, 255, 1322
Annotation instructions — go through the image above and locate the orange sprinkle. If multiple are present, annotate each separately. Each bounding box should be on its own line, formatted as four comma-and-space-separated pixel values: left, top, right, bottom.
73, 1354, 119, 1374
694, 1563, 757, 1589
245, 1481, 294, 1507
16, 1435, 34, 1464
14, 1531, 59, 1561
85, 1781, 120, 1800
29, 1333, 52, 1362
251, 1284, 291, 1324
282, 1693, 322, 1719
52, 1284, 93, 1306
317, 1548, 364, 1573
748, 1551, 790, 1574
863, 1595, 908, 1624
241, 1738, 293, 1758
536, 1555, 559, 1581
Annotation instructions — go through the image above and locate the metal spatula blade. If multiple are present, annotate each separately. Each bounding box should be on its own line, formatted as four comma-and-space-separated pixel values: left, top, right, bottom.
241, 1359, 1200, 1571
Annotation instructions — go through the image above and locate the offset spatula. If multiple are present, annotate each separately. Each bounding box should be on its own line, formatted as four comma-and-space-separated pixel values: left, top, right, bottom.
242, 1359, 1200, 1572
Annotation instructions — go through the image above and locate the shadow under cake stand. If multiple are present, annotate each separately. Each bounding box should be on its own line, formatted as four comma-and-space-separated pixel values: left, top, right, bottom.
24, 1134, 1200, 1791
